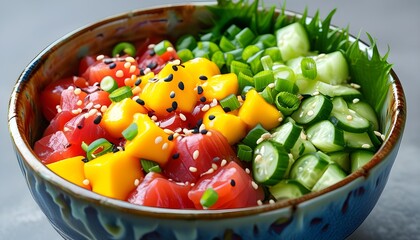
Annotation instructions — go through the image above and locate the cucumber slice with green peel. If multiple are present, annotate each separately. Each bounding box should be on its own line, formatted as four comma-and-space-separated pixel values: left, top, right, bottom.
328, 151, 350, 173
270, 122, 303, 150
253, 141, 291, 186
343, 131, 376, 151
350, 150, 374, 172
316, 81, 362, 100
291, 95, 333, 125
276, 22, 310, 61
306, 120, 345, 152
289, 153, 329, 190
330, 97, 371, 133
290, 137, 317, 160
312, 163, 347, 192
269, 179, 310, 200
348, 100, 380, 131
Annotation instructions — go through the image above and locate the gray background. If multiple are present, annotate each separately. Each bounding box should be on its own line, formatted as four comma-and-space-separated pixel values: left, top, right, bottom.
1, 0, 419, 239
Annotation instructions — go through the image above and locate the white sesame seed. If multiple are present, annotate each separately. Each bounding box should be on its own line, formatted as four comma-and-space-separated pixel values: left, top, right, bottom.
155, 136, 163, 144
57, 108, 62, 113
252, 181, 259, 190
199, 124, 206, 132
307, 110, 314, 116
300, 131, 307, 140
261, 133, 271, 140
210, 98, 218, 107
257, 200, 263, 206
100, 105, 108, 113
268, 83, 275, 89
278, 117, 283, 122
179, 113, 187, 121
116, 70, 124, 78
151, 115, 158, 121
256, 137, 264, 145
190, 183, 195, 187
88, 109, 98, 117
76, 100, 83, 106
124, 62, 131, 69
74, 88, 82, 95
171, 59, 181, 65
72, 109, 80, 115
374, 131, 382, 137
351, 83, 361, 89
200, 168, 214, 177
132, 86, 141, 95
269, 199, 276, 204
175, 127, 182, 133
212, 163, 218, 170
193, 150, 200, 160
381, 134, 385, 141
85, 102, 93, 110
148, 44, 156, 49
134, 179, 140, 186
163, 129, 175, 135
125, 56, 136, 63
245, 168, 251, 174
129, 65, 137, 74
82, 179, 90, 186
346, 115, 353, 120
362, 144, 371, 149
201, 104, 210, 112
162, 142, 169, 150
144, 68, 151, 74
221, 159, 227, 167
96, 55, 105, 61
189, 167, 198, 173
206, 131, 212, 136
312, 91, 320, 96
93, 104, 101, 109
63, 127, 70, 132
352, 98, 360, 104
254, 154, 263, 163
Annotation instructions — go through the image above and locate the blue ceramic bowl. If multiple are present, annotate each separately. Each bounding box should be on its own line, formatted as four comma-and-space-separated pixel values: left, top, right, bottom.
8, 3, 406, 240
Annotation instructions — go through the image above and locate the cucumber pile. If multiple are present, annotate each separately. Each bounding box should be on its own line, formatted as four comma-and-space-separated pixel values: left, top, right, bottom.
175, 13, 383, 201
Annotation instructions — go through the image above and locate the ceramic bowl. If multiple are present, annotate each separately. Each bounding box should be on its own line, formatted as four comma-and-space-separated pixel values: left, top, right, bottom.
8, 3, 406, 240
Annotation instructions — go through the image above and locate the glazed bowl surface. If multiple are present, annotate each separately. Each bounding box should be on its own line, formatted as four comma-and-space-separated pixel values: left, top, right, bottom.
8, 2, 406, 240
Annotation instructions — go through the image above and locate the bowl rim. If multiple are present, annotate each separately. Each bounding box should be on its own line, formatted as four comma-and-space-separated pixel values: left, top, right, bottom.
8, 2, 406, 220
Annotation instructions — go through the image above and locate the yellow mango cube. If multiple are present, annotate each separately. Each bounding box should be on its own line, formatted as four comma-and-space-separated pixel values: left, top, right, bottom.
238, 89, 283, 130
84, 150, 143, 200
200, 73, 239, 101
101, 98, 148, 138
47, 156, 90, 190
124, 113, 174, 166
183, 57, 220, 82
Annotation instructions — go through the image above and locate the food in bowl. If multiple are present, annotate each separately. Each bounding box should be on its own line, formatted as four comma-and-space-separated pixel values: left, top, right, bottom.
33, 1, 390, 210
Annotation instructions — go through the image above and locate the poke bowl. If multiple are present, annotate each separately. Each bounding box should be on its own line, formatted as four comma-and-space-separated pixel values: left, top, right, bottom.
8, 1, 406, 240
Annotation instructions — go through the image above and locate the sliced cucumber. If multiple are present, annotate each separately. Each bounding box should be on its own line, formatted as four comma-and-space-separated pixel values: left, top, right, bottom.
253, 141, 290, 186
269, 179, 310, 200
330, 97, 371, 133
289, 153, 329, 190
348, 100, 380, 131
276, 22, 310, 61
312, 163, 347, 192
343, 131, 376, 151
290, 137, 317, 160
316, 81, 362, 100
306, 120, 345, 152
350, 150, 374, 172
291, 95, 333, 125
270, 122, 302, 150
328, 151, 350, 173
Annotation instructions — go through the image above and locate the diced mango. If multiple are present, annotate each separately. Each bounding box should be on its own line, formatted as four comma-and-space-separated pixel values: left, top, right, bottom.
140, 62, 199, 117
124, 113, 174, 166
47, 156, 91, 190
84, 150, 143, 200
203, 105, 247, 145
183, 57, 221, 82
200, 73, 239, 101
101, 98, 148, 138
238, 89, 283, 130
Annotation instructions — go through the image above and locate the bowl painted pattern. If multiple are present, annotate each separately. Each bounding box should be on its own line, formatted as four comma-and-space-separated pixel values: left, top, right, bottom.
8, 3, 406, 240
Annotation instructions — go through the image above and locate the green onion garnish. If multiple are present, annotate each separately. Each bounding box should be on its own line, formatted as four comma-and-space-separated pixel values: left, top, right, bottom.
225, 24, 241, 40
253, 70, 275, 92
100, 76, 118, 93
154, 40, 173, 56
238, 72, 254, 93
200, 188, 219, 208
235, 27, 256, 48
242, 45, 261, 61
177, 49, 194, 63
261, 55, 274, 71
242, 124, 269, 149
230, 60, 253, 77
81, 141, 88, 152
274, 78, 299, 94
260, 86, 277, 105
141, 159, 162, 173
86, 138, 113, 161
301, 57, 318, 80
219, 36, 236, 52
122, 123, 138, 141
176, 34, 197, 51
237, 144, 253, 162
112, 42, 136, 57
219, 94, 241, 112
109, 86, 133, 102
263, 47, 282, 62
211, 51, 226, 70
275, 92, 301, 116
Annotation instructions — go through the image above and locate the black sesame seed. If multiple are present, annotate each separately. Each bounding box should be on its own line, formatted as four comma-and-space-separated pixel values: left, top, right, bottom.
199, 75, 208, 80
112, 145, 120, 153
208, 115, 216, 120
166, 107, 174, 113
223, 107, 231, 112
93, 115, 102, 125
172, 101, 178, 110
212, 157, 220, 162
81, 158, 89, 163
168, 134, 174, 141
172, 65, 178, 71
109, 62, 117, 69
104, 59, 114, 64
147, 61, 158, 70
140, 69, 145, 76
196, 118, 203, 127
170, 92, 176, 98
178, 81, 185, 90
230, 179, 236, 187
200, 96, 207, 103
77, 124, 83, 129
135, 78, 142, 86
192, 128, 199, 134
149, 49, 156, 56
200, 129, 208, 135
172, 153, 180, 159
163, 73, 174, 82
197, 86, 204, 94
136, 99, 145, 106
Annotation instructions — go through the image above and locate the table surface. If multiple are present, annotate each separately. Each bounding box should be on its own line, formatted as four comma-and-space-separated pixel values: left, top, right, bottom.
1, 1, 419, 239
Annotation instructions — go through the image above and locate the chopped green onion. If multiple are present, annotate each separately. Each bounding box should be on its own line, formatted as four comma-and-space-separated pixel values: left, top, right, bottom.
241, 85, 254, 96
230, 60, 253, 77
226, 48, 244, 61
260, 86, 277, 105
275, 92, 301, 116
220, 94, 241, 112
109, 86, 133, 102
237, 144, 253, 162
200, 188, 219, 208
100, 76, 118, 93
177, 49, 194, 63
176, 34, 197, 50
242, 124, 269, 149
301, 57, 317, 80
273, 66, 296, 82
86, 138, 113, 161
235, 27, 256, 48
112, 42, 136, 57
193, 41, 220, 58
154, 40, 173, 56
252, 34, 277, 48
225, 24, 241, 40
253, 70, 275, 92
81, 141, 88, 152
263, 47, 282, 62
247, 50, 264, 74
122, 123, 138, 141
238, 72, 254, 93
261, 55, 274, 71
141, 159, 162, 173
200, 32, 215, 42
219, 36, 236, 52
211, 51, 226, 69
274, 78, 299, 94
242, 45, 261, 61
